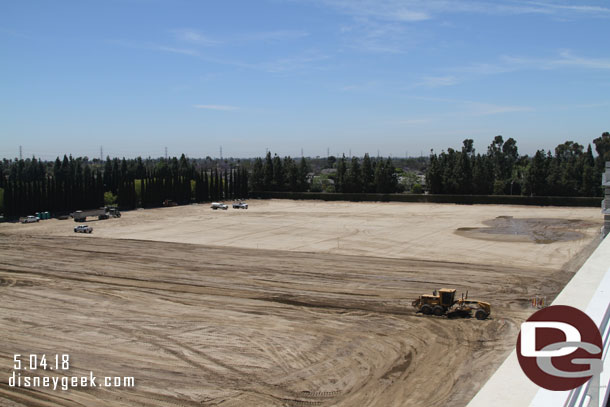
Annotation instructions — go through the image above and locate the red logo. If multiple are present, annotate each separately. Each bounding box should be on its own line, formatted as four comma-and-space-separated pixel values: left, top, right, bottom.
516, 305, 602, 391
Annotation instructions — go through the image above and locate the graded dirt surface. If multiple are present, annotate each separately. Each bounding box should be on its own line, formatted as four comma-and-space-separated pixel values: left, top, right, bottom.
0, 200, 603, 407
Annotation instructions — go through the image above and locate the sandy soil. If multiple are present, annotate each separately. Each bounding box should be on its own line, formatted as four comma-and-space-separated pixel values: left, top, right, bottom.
0, 200, 603, 406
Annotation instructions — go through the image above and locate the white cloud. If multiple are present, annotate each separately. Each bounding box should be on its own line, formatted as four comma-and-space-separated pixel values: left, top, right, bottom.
447, 50, 610, 84
547, 101, 610, 110
414, 75, 460, 87
171, 29, 220, 46
313, 0, 430, 22
335, 17, 417, 53
529, 1, 610, 14
242, 30, 310, 42
465, 102, 534, 116
554, 50, 610, 69
193, 105, 239, 111
339, 81, 379, 91
394, 118, 432, 125
498, 51, 610, 71
171, 28, 308, 46
406, 96, 534, 117
312, 0, 609, 55
113, 37, 327, 73
301, 1, 610, 54
258, 50, 330, 73
456, 61, 517, 75
108, 39, 202, 57
391, 100, 533, 130
155, 46, 200, 57
311, 0, 610, 20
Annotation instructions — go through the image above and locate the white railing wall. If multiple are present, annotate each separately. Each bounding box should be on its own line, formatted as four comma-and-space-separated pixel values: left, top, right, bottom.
467, 235, 610, 407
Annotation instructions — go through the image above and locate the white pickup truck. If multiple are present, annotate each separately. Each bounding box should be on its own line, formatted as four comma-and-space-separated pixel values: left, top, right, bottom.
20, 215, 39, 223
211, 202, 228, 210
74, 225, 93, 233
232, 202, 248, 209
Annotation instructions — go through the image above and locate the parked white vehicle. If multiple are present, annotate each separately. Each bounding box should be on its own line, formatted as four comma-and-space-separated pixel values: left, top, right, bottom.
211, 202, 228, 210
74, 225, 93, 233
232, 202, 248, 209
20, 215, 40, 223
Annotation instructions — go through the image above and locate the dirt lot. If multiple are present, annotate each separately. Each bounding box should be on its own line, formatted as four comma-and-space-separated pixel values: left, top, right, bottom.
0, 200, 603, 406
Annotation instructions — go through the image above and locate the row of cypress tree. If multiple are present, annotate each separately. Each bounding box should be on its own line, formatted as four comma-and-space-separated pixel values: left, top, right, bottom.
1, 154, 250, 217
138, 167, 249, 208
335, 154, 398, 193
2, 155, 106, 217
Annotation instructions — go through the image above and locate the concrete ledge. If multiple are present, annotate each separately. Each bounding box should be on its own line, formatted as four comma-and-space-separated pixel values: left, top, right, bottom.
529, 268, 610, 406
467, 235, 610, 407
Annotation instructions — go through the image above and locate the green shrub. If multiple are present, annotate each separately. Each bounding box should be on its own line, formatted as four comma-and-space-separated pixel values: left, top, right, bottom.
104, 191, 117, 206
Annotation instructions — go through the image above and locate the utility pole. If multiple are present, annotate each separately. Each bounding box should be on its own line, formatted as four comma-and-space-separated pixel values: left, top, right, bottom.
165, 147, 168, 159
301, 148, 304, 158
349, 149, 351, 158
100, 146, 103, 161
220, 146, 223, 160
327, 147, 330, 158
19, 145, 22, 160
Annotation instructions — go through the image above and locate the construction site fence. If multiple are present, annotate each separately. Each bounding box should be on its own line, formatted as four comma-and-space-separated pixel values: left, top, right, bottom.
251, 192, 602, 207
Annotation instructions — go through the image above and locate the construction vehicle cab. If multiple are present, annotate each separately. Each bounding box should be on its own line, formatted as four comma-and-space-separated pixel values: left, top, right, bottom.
438, 288, 456, 307
412, 288, 490, 320
413, 288, 456, 316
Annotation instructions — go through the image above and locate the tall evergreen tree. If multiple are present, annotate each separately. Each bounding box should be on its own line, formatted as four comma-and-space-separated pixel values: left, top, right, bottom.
272, 154, 284, 191
251, 158, 264, 191
345, 157, 362, 193
593, 132, 610, 170
263, 152, 273, 190
525, 150, 548, 196
336, 155, 347, 192
361, 153, 374, 193
286, 157, 298, 192
297, 157, 309, 192
426, 153, 443, 194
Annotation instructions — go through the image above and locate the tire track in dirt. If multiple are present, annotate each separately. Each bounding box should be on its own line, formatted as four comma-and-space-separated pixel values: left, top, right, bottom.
0, 209, 599, 407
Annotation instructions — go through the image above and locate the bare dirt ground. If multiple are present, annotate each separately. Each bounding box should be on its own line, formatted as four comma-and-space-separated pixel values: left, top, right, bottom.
0, 200, 603, 406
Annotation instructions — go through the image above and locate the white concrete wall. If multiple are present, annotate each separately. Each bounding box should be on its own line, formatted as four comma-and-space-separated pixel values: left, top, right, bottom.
467, 234, 610, 407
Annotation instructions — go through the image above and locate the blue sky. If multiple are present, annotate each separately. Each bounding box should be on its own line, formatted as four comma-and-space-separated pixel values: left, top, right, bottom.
1, 0, 609, 160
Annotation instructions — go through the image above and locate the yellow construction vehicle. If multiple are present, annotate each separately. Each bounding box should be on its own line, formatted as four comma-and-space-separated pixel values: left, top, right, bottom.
412, 288, 491, 320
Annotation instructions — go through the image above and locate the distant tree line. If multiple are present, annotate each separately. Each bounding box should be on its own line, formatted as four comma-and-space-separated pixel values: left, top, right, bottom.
427, 133, 610, 197
335, 154, 398, 193
1, 154, 248, 217
0, 149, 401, 217
249, 152, 310, 192
1, 132, 608, 217
247, 152, 400, 194
2, 155, 105, 218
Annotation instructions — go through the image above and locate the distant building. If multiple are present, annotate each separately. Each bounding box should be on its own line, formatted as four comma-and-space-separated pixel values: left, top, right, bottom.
416, 173, 426, 187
